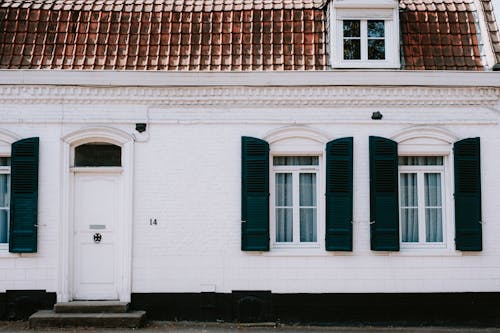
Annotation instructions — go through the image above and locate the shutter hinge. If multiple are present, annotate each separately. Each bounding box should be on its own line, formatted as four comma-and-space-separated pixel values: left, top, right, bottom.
241, 220, 246, 223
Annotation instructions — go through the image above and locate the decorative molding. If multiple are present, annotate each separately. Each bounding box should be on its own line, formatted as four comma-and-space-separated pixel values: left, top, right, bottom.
264, 126, 331, 144
62, 126, 135, 146
392, 126, 458, 155
392, 126, 459, 144
0, 128, 21, 144
0, 86, 498, 107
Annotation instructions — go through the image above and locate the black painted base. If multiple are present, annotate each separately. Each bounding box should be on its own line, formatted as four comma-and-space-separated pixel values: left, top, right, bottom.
131, 292, 500, 326
0, 290, 56, 320
1, 290, 499, 326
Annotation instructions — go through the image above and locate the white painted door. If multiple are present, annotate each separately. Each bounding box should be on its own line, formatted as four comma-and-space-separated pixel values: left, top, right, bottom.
73, 171, 122, 300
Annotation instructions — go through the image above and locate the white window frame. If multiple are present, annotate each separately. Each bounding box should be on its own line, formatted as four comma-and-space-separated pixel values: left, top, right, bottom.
398, 160, 447, 249
0, 159, 10, 252
391, 126, 458, 254
0, 130, 17, 255
330, 0, 400, 68
263, 126, 329, 254
270, 157, 321, 249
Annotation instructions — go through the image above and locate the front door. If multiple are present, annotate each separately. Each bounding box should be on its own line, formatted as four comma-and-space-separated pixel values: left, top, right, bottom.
73, 170, 122, 300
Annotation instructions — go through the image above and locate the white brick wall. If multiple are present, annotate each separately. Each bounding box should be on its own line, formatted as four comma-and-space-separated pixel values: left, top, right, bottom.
0, 81, 499, 296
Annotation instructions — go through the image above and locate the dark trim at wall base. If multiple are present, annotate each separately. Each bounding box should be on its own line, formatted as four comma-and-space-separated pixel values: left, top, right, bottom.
0, 290, 56, 320
131, 292, 500, 326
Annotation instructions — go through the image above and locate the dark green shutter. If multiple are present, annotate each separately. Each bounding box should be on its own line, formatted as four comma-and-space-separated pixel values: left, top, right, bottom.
241, 137, 269, 251
454, 138, 482, 251
325, 137, 353, 251
369, 136, 399, 251
9, 137, 39, 253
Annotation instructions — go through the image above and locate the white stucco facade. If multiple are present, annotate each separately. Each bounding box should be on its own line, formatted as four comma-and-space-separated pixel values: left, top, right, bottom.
0, 71, 499, 300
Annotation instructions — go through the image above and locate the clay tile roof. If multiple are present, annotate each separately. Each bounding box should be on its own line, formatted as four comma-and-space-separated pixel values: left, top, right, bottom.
0, 0, 495, 70
400, 0, 484, 70
478, 0, 500, 63
0, 0, 328, 70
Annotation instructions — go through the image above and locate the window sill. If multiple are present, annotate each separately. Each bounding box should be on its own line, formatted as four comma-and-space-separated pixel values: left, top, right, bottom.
0, 250, 20, 258
256, 247, 355, 257
389, 249, 462, 257
332, 61, 400, 69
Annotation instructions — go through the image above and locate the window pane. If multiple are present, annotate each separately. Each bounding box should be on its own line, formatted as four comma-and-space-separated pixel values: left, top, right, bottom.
368, 39, 385, 60
368, 20, 385, 37
401, 208, 419, 242
276, 208, 293, 242
398, 156, 443, 166
299, 173, 316, 206
0, 174, 9, 208
0, 157, 10, 166
273, 156, 319, 166
426, 208, 443, 242
343, 20, 360, 37
275, 173, 292, 206
425, 173, 442, 206
344, 39, 361, 60
425, 173, 443, 242
0, 210, 8, 243
400, 173, 418, 243
300, 208, 317, 242
400, 173, 418, 207
74, 143, 121, 167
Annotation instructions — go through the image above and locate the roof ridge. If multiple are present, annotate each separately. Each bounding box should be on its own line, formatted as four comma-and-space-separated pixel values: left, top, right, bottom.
1, 0, 329, 11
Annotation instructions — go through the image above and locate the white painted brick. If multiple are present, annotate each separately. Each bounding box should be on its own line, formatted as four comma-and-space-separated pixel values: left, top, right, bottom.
0, 84, 499, 297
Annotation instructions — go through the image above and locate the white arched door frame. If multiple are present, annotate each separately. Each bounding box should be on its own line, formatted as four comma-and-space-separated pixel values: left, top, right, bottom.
59, 127, 134, 302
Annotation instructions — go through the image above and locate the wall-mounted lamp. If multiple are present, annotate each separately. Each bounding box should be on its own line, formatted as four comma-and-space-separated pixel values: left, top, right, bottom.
136, 123, 147, 133
371, 111, 383, 120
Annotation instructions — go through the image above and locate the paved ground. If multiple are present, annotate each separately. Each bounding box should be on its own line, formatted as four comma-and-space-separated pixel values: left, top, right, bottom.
1, 321, 500, 333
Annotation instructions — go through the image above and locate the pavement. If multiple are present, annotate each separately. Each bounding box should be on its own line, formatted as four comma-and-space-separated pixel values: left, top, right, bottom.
1, 321, 500, 333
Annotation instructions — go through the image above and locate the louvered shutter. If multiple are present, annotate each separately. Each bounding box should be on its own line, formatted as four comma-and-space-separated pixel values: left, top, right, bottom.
325, 137, 353, 251
369, 136, 399, 251
241, 137, 269, 251
9, 137, 39, 253
454, 138, 482, 251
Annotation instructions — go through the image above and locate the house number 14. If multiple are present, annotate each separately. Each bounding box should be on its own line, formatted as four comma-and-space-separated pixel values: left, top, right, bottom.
149, 218, 158, 226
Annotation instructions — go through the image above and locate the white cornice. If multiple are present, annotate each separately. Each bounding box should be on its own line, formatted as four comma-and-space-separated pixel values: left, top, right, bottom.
0, 70, 499, 87
0, 86, 498, 107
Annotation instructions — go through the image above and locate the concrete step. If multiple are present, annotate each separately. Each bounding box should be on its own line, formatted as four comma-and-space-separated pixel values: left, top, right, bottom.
54, 301, 129, 313
29, 310, 146, 328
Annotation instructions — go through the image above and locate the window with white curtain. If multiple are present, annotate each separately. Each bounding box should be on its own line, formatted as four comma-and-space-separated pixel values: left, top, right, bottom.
399, 156, 445, 248
272, 156, 319, 248
0, 157, 11, 247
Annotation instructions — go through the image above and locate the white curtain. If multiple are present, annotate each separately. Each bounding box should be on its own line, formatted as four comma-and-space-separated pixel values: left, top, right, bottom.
425, 173, 443, 242
299, 173, 317, 242
0, 174, 8, 243
275, 173, 293, 242
400, 173, 418, 242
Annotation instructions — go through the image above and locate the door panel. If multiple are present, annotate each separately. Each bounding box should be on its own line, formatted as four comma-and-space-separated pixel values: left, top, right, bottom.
73, 172, 121, 300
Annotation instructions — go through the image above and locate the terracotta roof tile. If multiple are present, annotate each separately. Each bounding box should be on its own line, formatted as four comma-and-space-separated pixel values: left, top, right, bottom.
400, 0, 484, 70
479, 0, 500, 63
0, 0, 494, 70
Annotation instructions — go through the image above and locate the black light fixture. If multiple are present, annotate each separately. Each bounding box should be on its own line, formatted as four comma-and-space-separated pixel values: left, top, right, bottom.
135, 123, 147, 133
371, 111, 383, 120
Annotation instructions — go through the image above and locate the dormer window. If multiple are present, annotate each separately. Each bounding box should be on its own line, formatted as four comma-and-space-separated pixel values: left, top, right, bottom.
330, 0, 400, 68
